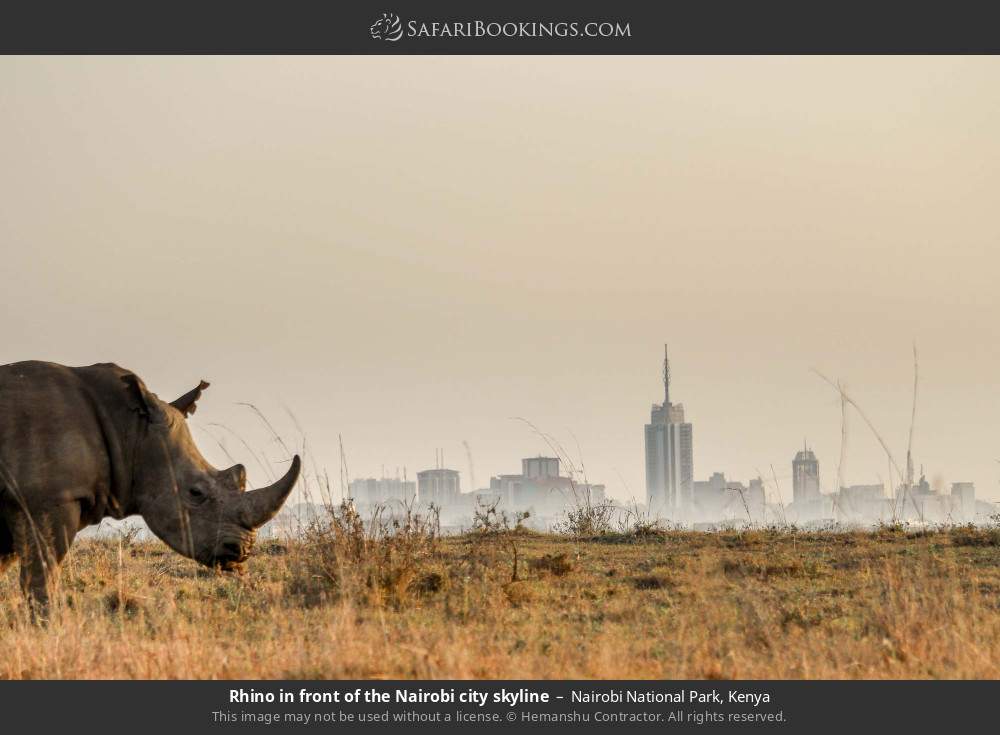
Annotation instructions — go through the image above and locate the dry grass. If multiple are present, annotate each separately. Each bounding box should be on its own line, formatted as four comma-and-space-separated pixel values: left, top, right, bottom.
3, 521, 1000, 679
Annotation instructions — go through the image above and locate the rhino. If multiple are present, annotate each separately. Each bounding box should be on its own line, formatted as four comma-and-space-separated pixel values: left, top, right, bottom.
0, 360, 300, 609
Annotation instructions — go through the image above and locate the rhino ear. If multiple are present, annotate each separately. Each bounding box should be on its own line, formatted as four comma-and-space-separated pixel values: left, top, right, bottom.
121, 373, 166, 423
170, 380, 210, 418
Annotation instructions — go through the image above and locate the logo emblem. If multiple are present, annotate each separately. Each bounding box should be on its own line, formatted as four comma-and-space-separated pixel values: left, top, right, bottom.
370, 12, 403, 41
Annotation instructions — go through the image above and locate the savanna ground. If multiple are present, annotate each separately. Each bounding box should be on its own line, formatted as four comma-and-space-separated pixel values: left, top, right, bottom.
2, 506, 1000, 680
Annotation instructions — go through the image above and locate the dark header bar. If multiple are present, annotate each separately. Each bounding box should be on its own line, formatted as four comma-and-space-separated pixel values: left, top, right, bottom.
3, 0, 1000, 54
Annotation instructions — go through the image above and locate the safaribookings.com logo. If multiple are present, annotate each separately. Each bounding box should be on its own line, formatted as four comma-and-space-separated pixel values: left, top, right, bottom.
370, 12, 403, 41
369, 13, 631, 42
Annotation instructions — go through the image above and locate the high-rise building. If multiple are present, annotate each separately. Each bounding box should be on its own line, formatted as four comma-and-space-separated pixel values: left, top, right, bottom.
792, 444, 820, 502
644, 345, 694, 516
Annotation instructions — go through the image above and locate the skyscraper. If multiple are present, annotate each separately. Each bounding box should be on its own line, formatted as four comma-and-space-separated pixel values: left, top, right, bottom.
645, 345, 694, 517
792, 444, 820, 502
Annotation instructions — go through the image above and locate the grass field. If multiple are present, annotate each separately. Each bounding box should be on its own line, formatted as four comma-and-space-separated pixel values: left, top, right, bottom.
2, 512, 1000, 679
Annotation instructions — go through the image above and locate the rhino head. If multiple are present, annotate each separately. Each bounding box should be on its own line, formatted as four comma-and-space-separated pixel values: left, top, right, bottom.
121, 374, 300, 570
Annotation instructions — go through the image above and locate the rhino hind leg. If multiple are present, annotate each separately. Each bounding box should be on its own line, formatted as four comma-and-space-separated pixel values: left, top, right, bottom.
12, 502, 80, 615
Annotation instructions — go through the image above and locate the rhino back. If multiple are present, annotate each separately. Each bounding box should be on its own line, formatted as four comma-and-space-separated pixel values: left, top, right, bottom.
0, 361, 113, 524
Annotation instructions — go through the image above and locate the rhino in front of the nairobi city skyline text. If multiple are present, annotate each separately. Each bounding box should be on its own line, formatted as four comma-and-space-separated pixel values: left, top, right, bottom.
0, 361, 300, 615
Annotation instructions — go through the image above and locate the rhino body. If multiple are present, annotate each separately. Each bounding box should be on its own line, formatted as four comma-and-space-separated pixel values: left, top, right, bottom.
0, 361, 300, 608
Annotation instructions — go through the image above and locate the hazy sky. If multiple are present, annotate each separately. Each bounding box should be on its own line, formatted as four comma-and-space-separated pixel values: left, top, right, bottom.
2, 56, 998, 506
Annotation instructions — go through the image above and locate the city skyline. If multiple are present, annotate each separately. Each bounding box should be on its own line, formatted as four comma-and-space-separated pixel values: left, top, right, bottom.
332, 347, 990, 528
334, 342, 993, 529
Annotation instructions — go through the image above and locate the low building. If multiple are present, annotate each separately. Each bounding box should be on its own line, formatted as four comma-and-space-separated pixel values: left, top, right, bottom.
475, 457, 607, 527
348, 477, 417, 507
951, 482, 976, 523
417, 468, 461, 507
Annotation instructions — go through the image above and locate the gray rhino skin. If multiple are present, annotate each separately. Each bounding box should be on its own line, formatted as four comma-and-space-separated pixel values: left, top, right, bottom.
0, 361, 300, 607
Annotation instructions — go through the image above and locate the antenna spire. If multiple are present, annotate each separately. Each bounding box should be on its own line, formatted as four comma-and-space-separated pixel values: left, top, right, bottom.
663, 343, 671, 406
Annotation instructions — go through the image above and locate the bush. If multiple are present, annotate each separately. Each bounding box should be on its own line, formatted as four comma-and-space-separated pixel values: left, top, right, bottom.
286, 499, 440, 608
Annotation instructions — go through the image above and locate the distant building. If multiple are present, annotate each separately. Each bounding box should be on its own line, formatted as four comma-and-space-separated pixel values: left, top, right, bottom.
951, 482, 976, 523
834, 484, 889, 523
485, 457, 606, 522
694, 472, 727, 503
348, 477, 416, 506
511, 457, 561, 507
839, 484, 884, 504
644, 345, 694, 517
792, 445, 820, 503
895, 470, 935, 520
694, 472, 735, 520
490, 474, 523, 506
417, 468, 461, 507
522, 456, 560, 481
693, 472, 779, 525
746, 477, 766, 511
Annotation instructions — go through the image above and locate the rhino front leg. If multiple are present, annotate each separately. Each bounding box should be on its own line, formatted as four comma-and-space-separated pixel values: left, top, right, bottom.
13, 502, 80, 616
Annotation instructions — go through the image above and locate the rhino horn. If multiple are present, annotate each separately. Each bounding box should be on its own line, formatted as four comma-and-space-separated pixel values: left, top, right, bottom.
240, 455, 301, 528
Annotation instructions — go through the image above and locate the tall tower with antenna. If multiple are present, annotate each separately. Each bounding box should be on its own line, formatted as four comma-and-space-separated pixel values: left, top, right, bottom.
792, 442, 820, 503
645, 344, 694, 519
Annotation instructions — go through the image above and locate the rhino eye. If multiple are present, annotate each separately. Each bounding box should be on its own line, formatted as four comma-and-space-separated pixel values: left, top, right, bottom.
187, 487, 208, 504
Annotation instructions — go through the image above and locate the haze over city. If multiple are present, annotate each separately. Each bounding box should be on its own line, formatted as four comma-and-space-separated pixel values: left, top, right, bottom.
2, 56, 998, 507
